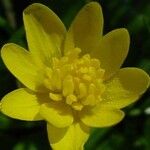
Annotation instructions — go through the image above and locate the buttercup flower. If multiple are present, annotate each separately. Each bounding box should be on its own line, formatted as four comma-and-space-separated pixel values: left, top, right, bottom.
0, 2, 149, 150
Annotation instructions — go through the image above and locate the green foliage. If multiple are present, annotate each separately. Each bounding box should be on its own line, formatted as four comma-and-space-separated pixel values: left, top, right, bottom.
0, 0, 149, 149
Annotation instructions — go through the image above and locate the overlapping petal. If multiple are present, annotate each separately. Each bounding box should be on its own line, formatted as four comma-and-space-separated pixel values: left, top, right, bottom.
91, 28, 130, 79
1, 88, 42, 121
101, 67, 150, 109
1, 43, 45, 91
23, 3, 66, 67
80, 106, 124, 127
47, 122, 90, 150
40, 102, 73, 128
64, 2, 103, 55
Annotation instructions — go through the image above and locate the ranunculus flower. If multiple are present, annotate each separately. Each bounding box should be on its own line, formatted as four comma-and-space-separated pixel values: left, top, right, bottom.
1, 2, 149, 150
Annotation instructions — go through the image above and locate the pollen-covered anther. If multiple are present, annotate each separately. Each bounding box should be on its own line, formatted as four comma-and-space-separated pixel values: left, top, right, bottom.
79, 83, 87, 98
63, 75, 74, 96
66, 94, 77, 105
49, 93, 63, 101
71, 102, 83, 111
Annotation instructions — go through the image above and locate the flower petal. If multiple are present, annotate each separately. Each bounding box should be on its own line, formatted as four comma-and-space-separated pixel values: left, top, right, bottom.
1, 43, 45, 91
101, 67, 150, 109
23, 3, 66, 67
47, 122, 90, 150
1, 88, 42, 121
91, 28, 130, 80
40, 102, 73, 128
64, 2, 103, 55
80, 106, 124, 127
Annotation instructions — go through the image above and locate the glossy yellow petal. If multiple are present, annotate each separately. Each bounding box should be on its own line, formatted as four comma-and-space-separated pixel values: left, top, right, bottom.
1, 88, 42, 121
64, 2, 103, 55
80, 106, 124, 127
47, 122, 90, 150
23, 3, 66, 67
101, 67, 150, 109
1, 43, 45, 91
91, 28, 130, 80
40, 102, 73, 128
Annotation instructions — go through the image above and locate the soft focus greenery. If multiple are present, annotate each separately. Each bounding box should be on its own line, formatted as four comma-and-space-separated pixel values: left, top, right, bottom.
0, 0, 149, 149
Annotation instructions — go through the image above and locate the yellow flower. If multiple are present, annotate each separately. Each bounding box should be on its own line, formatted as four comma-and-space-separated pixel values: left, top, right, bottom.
0, 2, 149, 150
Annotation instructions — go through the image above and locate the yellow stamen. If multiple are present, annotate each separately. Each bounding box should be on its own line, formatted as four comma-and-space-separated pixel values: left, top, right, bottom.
44, 79, 52, 90
52, 69, 62, 90
63, 75, 74, 96
72, 102, 83, 111
49, 93, 63, 101
79, 83, 87, 98
66, 94, 77, 105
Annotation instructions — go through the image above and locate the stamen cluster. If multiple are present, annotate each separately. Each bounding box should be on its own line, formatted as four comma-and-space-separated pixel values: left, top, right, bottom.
44, 48, 105, 111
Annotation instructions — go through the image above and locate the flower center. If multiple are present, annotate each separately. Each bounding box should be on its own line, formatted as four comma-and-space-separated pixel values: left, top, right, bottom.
44, 48, 105, 111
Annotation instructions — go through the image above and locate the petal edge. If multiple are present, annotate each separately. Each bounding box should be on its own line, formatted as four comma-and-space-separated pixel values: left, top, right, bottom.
101, 67, 150, 109
1, 88, 42, 121
1, 43, 44, 91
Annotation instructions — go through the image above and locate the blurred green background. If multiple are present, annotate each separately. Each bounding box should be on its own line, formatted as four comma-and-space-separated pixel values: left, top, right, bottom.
0, 0, 150, 149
